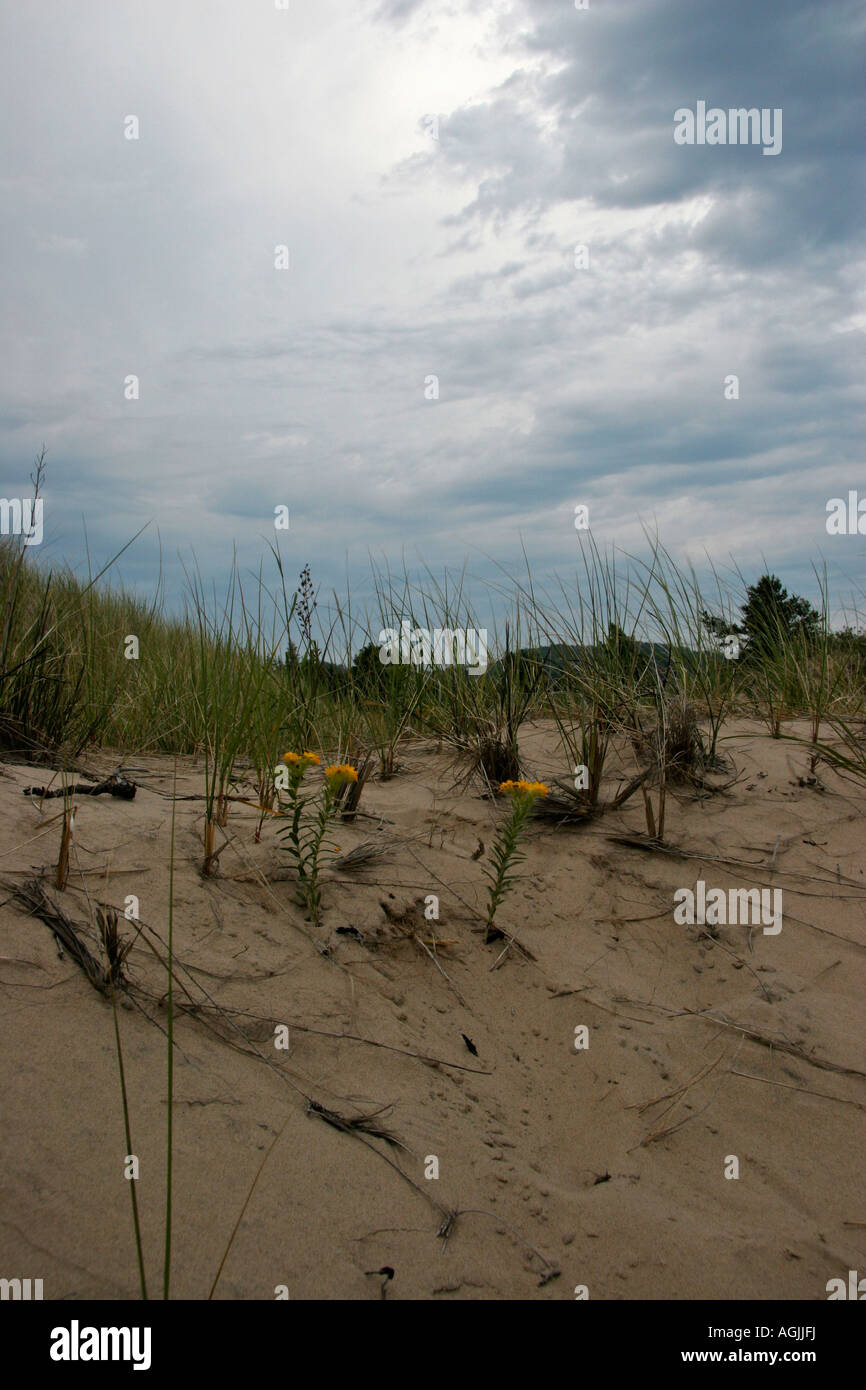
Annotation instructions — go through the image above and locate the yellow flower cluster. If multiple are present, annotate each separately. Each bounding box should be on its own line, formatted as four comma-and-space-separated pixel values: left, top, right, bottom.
281, 750, 321, 766
325, 763, 359, 786
499, 779, 549, 798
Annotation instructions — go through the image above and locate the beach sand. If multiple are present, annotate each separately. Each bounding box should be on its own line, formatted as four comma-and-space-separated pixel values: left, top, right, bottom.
0, 719, 863, 1300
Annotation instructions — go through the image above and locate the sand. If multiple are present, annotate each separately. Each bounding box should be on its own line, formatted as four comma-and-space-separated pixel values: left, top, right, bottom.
0, 719, 863, 1300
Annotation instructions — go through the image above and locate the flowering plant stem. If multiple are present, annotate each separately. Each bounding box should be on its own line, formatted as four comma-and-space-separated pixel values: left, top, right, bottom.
300, 786, 336, 927
277, 756, 357, 927
483, 780, 547, 943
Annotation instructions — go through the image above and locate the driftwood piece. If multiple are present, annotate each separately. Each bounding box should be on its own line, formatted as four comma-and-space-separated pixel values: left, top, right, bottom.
23, 774, 137, 800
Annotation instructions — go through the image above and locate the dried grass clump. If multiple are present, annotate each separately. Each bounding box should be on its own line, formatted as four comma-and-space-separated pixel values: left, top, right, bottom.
4, 878, 117, 994
633, 700, 713, 786
331, 838, 389, 871
663, 700, 706, 782
475, 733, 521, 784
530, 780, 596, 823
96, 905, 134, 987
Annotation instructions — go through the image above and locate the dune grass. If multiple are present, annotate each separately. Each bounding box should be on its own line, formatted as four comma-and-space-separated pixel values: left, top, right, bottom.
4, 506, 863, 794
4, 481, 866, 1297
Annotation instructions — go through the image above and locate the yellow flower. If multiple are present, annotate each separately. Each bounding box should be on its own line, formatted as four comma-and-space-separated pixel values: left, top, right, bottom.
499, 778, 548, 799
281, 750, 317, 781
282, 750, 321, 768
325, 763, 359, 787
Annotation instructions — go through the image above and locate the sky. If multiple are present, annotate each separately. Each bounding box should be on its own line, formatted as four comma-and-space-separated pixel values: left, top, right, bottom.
0, 0, 863, 639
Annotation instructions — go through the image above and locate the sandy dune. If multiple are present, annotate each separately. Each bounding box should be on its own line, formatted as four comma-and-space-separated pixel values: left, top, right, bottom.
1, 719, 863, 1300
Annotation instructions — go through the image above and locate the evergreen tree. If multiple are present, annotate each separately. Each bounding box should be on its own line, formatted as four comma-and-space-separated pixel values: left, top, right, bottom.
739, 575, 820, 659
703, 574, 820, 661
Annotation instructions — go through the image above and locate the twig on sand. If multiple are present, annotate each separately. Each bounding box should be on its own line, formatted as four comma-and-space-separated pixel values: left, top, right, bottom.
306, 1099, 456, 1223
614, 995, 866, 1081
546, 985, 657, 1026
730, 1069, 866, 1112
488, 932, 537, 969
163, 996, 492, 1075
554, 984, 866, 1083
23, 775, 137, 801
631, 1053, 725, 1117
409, 929, 466, 1005
697, 928, 772, 1001
609, 832, 866, 893
631, 1047, 736, 1150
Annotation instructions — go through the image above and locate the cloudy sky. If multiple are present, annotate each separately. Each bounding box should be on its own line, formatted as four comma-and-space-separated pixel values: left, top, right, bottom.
0, 0, 863, 633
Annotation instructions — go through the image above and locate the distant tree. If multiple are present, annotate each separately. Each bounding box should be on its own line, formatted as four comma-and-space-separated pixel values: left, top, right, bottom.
602, 621, 664, 690
352, 640, 386, 691
604, 623, 639, 661
701, 610, 734, 646
739, 575, 820, 659
828, 624, 866, 678
703, 574, 820, 662
351, 639, 408, 698
828, 624, 866, 653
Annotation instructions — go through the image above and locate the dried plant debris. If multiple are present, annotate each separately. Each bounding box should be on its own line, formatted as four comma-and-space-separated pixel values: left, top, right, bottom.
4, 878, 116, 994
23, 773, 137, 800
96, 905, 133, 986
306, 1099, 407, 1149
336, 752, 373, 820
530, 781, 596, 823
633, 701, 733, 789
331, 839, 391, 872
531, 769, 653, 824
